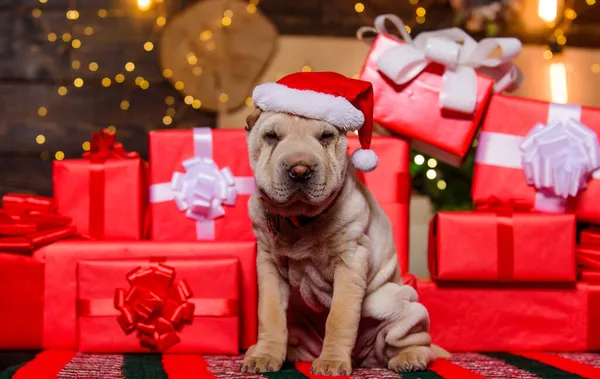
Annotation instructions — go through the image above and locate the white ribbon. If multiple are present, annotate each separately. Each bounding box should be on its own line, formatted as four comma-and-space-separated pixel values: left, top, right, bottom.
171, 156, 238, 220
521, 119, 600, 199
476, 103, 600, 212
149, 128, 255, 240
357, 14, 522, 114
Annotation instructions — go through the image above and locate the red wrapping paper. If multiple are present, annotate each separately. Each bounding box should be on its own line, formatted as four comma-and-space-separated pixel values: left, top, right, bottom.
472, 95, 600, 223
34, 241, 257, 350
419, 280, 600, 351
2, 194, 55, 213
359, 34, 493, 166
0, 194, 76, 254
581, 270, 600, 283
53, 130, 146, 240
148, 128, 255, 242
429, 210, 576, 282
348, 136, 410, 273
581, 227, 600, 247
77, 257, 239, 353
0, 253, 44, 348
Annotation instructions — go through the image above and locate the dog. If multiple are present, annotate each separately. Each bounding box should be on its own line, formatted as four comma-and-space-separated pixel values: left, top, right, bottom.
240, 72, 448, 375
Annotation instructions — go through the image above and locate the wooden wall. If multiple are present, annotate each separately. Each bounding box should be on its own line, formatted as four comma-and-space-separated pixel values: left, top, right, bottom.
0, 0, 216, 196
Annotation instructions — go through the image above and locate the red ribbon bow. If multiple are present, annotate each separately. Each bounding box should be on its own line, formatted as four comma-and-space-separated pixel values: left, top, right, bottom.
83, 129, 138, 161
114, 263, 195, 351
0, 194, 76, 254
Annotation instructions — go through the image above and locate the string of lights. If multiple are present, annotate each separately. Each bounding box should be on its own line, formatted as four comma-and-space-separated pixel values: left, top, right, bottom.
33, 0, 263, 161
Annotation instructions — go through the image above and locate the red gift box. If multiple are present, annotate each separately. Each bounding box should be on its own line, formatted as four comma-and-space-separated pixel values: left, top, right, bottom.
0, 253, 44, 348
34, 240, 257, 350
420, 280, 600, 351
53, 130, 146, 240
359, 32, 494, 166
348, 136, 410, 273
429, 209, 576, 282
0, 194, 76, 254
581, 227, 600, 247
473, 95, 600, 223
77, 257, 239, 353
148, 128, 255, 241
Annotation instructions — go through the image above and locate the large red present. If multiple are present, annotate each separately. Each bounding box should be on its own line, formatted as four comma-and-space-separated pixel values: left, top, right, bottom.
358, 15, 520, 166
348, 136, 410, 273
34, 240, 257, 350
148, 128, 255, 241
0, 253, 44, 348
419, 280, 600, 351
429, 209, 576, 282
473, 95, 600, 223
53, 129, 146, 240
0, 194, 76, 254
77, 257, 239, 353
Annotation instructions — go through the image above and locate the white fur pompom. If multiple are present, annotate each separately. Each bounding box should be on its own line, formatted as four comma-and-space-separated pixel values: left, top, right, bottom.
352, 148, 378, 172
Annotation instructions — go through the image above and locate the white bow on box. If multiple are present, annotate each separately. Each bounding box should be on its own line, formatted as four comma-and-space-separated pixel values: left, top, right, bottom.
521, 119, 600, 199
357, 14, 523, 114
171, 156, 238, 221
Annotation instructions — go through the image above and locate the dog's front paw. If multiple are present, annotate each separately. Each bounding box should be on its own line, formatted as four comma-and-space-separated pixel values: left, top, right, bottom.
240, 354, 284, 373
388, 346, 434, 372
310, 357, 352, 376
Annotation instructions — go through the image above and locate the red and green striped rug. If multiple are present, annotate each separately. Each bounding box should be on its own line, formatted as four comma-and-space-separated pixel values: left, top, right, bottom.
4, 351, 600, 379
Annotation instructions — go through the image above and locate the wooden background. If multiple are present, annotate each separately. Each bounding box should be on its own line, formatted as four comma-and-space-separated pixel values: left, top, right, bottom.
1, 0, 600, 196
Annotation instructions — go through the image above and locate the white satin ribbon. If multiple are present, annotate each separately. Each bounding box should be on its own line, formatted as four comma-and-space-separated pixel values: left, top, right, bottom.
149, 128, 255, 239
357, 14, 522, 114
476, 103, 600, 212
521, 119, 600, 199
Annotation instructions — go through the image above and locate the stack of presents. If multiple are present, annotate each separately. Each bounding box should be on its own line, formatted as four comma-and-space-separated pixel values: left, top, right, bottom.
2, 13, 600, 356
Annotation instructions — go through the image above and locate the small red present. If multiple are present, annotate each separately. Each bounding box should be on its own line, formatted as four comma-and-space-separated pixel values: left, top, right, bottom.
419, 280, 600, 351
34, 241, 257, 350
77, 257, 239, 353
473, 95, 600, 223
0, 253, 44, 349
581, 227, 600, 247
358, 14, 521, 166
148, 128, 255, 241
0, 194, 76, 254
429, 205, 577, 282
53, 129, 146, 240
348, 136, 410, 273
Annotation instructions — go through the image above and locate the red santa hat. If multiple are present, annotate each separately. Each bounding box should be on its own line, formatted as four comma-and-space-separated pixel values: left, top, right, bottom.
252, 71, 378, 172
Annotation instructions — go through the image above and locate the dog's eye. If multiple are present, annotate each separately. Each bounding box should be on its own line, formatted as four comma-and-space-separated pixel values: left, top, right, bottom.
263, 131, 279, 143
319, 132, 335, 143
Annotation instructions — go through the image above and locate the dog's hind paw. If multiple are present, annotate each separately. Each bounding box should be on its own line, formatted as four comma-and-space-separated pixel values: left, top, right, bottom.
388, 346, 435, 372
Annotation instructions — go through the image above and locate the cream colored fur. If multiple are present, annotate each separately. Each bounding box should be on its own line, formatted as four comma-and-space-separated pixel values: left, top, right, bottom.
241, 110, 448, 375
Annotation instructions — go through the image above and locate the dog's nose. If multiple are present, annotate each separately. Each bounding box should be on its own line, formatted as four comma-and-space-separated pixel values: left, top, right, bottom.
288, 164, 312, 181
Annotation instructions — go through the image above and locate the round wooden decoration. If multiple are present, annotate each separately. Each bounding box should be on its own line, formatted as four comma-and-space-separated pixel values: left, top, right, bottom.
159, 0, 278, 112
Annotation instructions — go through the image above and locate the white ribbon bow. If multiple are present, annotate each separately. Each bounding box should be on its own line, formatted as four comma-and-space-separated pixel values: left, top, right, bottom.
357, 14, 523, 114
520, 119, 600, 199
170, 156, 238, 221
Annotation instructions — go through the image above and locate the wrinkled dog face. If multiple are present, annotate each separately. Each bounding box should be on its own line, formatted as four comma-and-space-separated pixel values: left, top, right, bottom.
246, 109, 348, 213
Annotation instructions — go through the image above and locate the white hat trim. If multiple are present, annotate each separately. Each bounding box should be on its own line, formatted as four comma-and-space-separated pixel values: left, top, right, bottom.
252, 82, 365, 131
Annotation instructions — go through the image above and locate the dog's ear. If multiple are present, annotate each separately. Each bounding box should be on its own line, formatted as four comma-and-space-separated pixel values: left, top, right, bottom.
245, 108, 262, 132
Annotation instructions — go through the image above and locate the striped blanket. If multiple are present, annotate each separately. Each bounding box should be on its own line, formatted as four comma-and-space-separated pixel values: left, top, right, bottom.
3, 351, 600, 378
